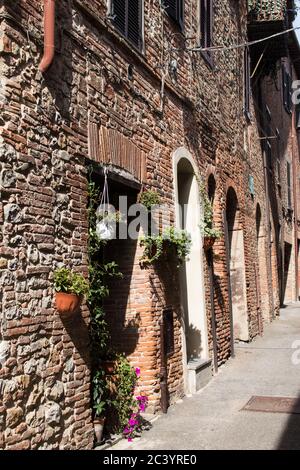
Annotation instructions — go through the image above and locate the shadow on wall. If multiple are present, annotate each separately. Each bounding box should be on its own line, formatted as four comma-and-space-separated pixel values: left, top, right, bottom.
61, 308, 90, 364
186, 324, 202, 360
277, 395, 300, 449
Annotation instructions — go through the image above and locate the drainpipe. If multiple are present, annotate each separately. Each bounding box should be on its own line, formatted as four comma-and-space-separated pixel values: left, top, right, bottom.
39, 0, 56, 73
292, 106, 299, 302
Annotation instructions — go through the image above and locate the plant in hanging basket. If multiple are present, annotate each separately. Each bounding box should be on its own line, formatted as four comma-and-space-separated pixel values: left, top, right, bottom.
196, 176, 222, 250
140, 226, 191, 267
96, 209, 123, 241
139, 190, 161, 211
54, 267, 89, 319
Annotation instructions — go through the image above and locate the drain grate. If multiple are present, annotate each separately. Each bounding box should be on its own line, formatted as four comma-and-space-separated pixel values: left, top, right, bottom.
242, 396, 300, 414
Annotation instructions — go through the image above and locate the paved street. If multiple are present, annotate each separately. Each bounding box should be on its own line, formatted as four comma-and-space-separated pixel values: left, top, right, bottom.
111, 304, 300, 450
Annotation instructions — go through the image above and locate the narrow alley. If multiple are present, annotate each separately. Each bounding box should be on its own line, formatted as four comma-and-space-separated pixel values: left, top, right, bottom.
111, 304, 300, 450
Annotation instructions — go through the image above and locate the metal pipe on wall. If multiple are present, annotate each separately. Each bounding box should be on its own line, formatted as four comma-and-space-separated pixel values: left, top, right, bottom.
39, 0, 56, 73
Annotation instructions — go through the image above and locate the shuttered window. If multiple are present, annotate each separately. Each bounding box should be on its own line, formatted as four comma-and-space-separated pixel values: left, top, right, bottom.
200, 0, 213, 62
200, 0, 211, 48
164, 0, 184, 29
287, 161, 292, 209
282, 65, 292, 114
111, 0, 143, 50
244, 47, 251, 120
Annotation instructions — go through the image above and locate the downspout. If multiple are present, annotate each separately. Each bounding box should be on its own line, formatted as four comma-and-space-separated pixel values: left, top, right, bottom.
292, 105, 299, 302
39, 0, 56, 73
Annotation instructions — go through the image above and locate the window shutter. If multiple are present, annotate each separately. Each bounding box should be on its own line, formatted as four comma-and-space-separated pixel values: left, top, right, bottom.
128, 0, 142, 48
178, 0, 184, 30
112, 0, 126, 36
165, 0, 177, 21
244, 48, 250, 118
165, 0, 184, 28
288, 73, 292, 113
287, 161, 292, 208
200, 0, 207, 48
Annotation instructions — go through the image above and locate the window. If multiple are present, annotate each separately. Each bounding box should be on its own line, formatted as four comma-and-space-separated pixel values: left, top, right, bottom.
111, 0, 143, 50
287, 161, 292, 209
282, 65, 292, 114
164, 0, 184, 29
200, 0, 213, 62
244, 47, 251, 120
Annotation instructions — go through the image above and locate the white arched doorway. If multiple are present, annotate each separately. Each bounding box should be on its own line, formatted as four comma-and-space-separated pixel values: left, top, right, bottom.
173, 148, 211, 394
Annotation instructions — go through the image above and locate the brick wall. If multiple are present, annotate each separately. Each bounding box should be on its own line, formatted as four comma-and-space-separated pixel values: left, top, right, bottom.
0, 0, 290, 449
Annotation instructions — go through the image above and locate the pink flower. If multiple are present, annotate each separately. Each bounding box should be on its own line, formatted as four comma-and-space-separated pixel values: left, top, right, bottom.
135, 367, 141, 377
128, 438, 133, 442
129, 418, 138, 426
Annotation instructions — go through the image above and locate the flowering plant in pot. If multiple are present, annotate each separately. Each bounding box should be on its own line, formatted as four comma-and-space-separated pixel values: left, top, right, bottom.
54, 267, 89, 319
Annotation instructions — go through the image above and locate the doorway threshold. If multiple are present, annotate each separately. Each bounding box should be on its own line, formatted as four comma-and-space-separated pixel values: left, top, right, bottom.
187, 358, 212, 394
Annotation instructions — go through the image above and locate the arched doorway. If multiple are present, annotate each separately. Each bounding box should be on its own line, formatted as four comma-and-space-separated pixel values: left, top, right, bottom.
256, 204, 270, 324
226, 187, 249, 342
173, 148, 210, 394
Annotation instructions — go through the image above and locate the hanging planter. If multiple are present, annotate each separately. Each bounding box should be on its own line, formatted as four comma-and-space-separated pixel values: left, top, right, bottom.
140, 227, 191, 267
95, 168, 123, 241
53, 268, 89, 319
55, 292, 83, 319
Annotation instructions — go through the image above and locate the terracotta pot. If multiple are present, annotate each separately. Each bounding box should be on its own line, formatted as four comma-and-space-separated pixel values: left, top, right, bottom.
203, 236, 216, 251
55, 292, 82, 319
94, 417, 106, 445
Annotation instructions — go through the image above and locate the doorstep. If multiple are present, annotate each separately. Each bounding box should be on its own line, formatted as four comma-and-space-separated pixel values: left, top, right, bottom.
187, 358, 212, 394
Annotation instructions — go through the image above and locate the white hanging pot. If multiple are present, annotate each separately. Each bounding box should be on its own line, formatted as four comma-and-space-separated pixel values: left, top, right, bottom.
96, 219, 116, 240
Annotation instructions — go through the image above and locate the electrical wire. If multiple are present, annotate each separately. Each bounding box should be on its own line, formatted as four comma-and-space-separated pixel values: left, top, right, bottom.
174, 25, 300, 54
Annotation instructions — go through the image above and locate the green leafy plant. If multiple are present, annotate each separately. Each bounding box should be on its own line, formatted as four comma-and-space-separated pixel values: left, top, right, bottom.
196, 177, 222, 240
53, 268, 89, 296
111, 355, 139, 432
139, 190, 161, 211
140, 226, 191, 266
97, 210, 123, 224
92, 368, 110, 418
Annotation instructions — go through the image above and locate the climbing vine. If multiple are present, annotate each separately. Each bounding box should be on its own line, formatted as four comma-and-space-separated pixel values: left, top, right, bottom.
88, 178, 122, 419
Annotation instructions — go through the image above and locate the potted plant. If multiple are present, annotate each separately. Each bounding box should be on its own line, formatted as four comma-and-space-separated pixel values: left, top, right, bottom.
54, 267, 89, 319
139, 190, 161, 211
197, 177, 221, 251
92, 369, 109, 445
96, 209, 123, 241
140, 226, 191, 267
